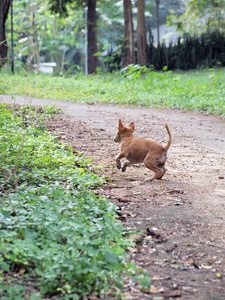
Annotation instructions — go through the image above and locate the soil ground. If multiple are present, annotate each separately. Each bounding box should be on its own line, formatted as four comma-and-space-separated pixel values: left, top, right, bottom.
0, 95, 225, 300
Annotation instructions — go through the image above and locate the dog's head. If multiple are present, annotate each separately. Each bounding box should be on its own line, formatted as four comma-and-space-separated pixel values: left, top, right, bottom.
114, 119, 135, 143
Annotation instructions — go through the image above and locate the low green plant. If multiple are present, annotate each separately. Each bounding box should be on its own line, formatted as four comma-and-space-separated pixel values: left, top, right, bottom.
0, 104, 150, 299
0, 68, 224, 116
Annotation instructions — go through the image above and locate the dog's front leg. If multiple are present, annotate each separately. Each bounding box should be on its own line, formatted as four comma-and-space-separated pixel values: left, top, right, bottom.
115, 152, 125, 170
122, 161, 133, 172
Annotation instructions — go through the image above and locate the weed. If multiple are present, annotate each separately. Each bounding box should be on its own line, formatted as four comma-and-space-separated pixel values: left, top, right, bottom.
0, 104, 150, 299
0, 68, 224, 116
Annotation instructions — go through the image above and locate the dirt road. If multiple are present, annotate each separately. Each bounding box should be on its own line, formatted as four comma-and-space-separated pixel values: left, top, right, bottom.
1, 95, 225, 299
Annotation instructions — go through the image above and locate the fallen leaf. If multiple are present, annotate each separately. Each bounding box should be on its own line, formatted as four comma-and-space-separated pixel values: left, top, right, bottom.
144, 236, 153, 241
142, 284, 158, 294
201, 264, 212, 270
129, 247, 138, 254
190, 259, 201, 269
152, 275, 171, 281
19, 267, 25, 274
146, 228, 167, 243
162, 290, 182, 297
146, 228, 159, 237
129, 234, 143, 242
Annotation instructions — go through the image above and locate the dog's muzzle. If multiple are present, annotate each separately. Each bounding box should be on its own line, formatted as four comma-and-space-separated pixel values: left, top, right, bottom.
114, 133, 120, 143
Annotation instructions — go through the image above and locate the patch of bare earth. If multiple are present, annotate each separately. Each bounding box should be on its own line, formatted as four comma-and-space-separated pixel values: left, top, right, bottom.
1, 96, 225, 299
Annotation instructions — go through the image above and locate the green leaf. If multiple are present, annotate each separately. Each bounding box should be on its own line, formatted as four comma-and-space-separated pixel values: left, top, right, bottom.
0, 261, 10, 272
0, 210, 11, 218
104, 251, 119, 264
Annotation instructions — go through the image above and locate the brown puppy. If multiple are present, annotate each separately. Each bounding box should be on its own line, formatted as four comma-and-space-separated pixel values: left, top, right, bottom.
114, 119, 172, 181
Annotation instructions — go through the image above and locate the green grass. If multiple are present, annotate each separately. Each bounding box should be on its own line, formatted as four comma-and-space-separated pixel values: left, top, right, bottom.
0, 104, 149, 299
0, 67, 225, 116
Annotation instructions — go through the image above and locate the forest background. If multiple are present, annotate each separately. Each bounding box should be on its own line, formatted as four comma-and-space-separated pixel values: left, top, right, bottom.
1, 0, 225, 74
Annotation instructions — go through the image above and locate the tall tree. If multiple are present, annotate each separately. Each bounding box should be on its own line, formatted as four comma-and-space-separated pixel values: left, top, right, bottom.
0, 0, 11, 68
87, 0, 98, 73
137, 0, 147, 66
123, 0, 135, 66
49, 0, 98, 74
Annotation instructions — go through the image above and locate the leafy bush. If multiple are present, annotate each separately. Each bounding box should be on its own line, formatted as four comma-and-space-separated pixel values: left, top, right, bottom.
0, 105, 149, 299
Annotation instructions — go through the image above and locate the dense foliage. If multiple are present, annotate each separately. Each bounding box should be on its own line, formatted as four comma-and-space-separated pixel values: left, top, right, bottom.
0, 104, 149, 299
167, 0, 225, 35
5, 0, 225, 73
5, 0, 124, 73
150, 0, 225, 69
148, 30, 225, 70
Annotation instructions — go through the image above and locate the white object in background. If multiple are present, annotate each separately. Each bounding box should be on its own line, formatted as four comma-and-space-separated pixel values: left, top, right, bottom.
33, 62, 57, 74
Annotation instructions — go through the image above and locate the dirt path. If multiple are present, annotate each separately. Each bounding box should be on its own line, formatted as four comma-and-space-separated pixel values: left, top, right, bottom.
1, 95, 225, 299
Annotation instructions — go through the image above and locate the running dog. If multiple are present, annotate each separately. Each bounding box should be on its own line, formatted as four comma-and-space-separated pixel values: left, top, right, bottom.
114, 119, 172, 181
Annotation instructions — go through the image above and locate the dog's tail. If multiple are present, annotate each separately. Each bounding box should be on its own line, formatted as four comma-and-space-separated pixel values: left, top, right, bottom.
163, 124, 173, 152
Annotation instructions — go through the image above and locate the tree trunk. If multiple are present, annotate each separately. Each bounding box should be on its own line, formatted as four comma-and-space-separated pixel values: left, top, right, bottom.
156, 0, 160, 47
123, 0, 135, 66
137, 0, 147, 66
87, 0, 98, 74
0, 0, 11, 68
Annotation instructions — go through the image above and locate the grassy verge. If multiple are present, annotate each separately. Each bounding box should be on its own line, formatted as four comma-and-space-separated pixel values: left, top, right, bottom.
0, 67, 225, 116
0, 104, 149, 299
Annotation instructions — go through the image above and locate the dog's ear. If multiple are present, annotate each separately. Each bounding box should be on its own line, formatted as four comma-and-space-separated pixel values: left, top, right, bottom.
129, 122, 135, 132
118, 119, 124, 130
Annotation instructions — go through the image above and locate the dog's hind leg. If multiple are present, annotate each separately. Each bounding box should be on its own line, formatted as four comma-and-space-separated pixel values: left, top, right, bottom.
156, 165, 167, 180
155, 153, 167, 179
144, 166, 163, 181
144, 155, 164, 181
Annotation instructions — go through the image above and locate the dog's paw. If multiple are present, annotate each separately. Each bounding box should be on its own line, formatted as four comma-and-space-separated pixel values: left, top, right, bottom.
117, 162, 121, 169
122, 166, 126, 172
144, 177, 154, 182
